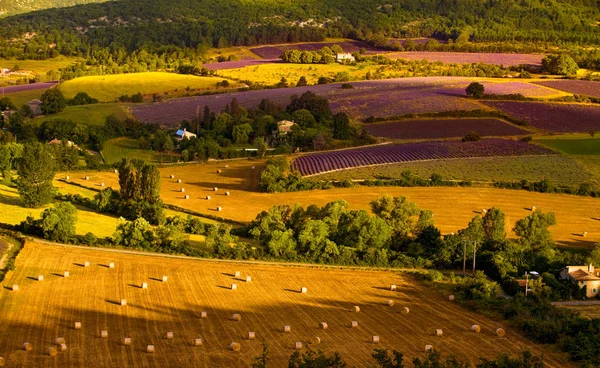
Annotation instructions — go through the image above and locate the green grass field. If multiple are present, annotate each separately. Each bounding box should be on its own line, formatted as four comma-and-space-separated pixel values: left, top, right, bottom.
0, 56, 78, 75
1, 88, 46, 106
307, 155, 594, 187
101, 137, 179, 164
36, 103, 130, 126
536, 135, 600, 155
58, 72, 243, 102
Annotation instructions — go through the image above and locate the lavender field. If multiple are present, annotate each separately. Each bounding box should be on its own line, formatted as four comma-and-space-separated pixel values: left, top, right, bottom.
292, 139, 556, 176
0, 81, 57, 93
534, 80, 600, 99
485, 101, 600, 133
250, 40, 382, 59
383, 52, 544, 67
365, 118, 529, 140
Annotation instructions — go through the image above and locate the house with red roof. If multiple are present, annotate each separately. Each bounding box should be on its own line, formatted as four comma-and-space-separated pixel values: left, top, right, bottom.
559, 264, 600, 298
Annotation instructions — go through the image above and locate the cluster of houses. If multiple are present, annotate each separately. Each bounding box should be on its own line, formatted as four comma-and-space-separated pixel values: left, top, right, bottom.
174, 120, 296, 142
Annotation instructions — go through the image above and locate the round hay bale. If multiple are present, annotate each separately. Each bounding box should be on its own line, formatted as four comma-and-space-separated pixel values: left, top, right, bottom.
123, 338, 132, 346
162, 276, 168, 282
184, 195, 190, 199
206, 195, 211, 200
225, 191, 230, 196
582, 231, 588, 237
351, 321, 358, 328
114, 169, 118, 174
217, 206, 223, 212
142, 282, 148, 289
231, 283, 237, 290
217, 169, 221, 174
448, 295, 455, 301
390, 284, 397, 291
23, 342, 33, 351
531, 206, 536, 211
101, 330, 108, 338
352, 306, 360, 313
496, 328, 505, 337
109, 262, 115, 268
194, 338, 203, 347
11, 285, 18, 291
319, 322, 328, 330
310, 337, 321, 345
471, 325, 481, 333
301, 287, 308, 294
100, 182, 105, 187
180, 188, 185, 193
177, 179, 182, 183
170, 174, 175, 179
294, 342, 303, 350
245, 276, 252, 282
85, 176, 89, 180
252, 166, 256, 170
37, 275, 43, 281
401, 307, 410, 315
200, 311, 208, 319
65, 176, 70, 180
283, 325, 291, 333
74, 322, 82, 329
482, 209, 487, 214
372, 336, 380, 343
120, 299, 127, 306
435, 329, 443, 336
47, 347, 58, 356
386, 299, 394, 307
166, 332, 174, 340
425, 345, 433, 351
55, 338, 65, 345
229, 342, 241, 352
58, 343, 67, 352
247, 332, 256, 340
225, 165, 229, 168
63, 271, 70, 278
84, 261, 90, 267
234, 271, 241, 277
231, 313, 241, 321
214, 187, 218, 192
147, 345, 155, 353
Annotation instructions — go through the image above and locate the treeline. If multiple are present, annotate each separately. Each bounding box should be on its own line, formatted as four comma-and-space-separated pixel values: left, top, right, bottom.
1, 0, 600, 62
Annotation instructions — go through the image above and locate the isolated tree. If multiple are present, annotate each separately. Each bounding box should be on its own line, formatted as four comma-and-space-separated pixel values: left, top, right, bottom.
332, 112, 351, 140
40, 88, 67, 114
18, 142, 57, 207
40, 202, 77, 242
465, 82, 485, 98
296, 76, 308, 87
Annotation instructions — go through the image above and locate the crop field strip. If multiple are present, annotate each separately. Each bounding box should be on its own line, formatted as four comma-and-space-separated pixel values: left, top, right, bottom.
131, 77, 557, 126
249, 40, 383, 59
484, 101, 600, 133
381, 51, 544, 67
363, 118, 530, 140
533, 80, 600, 99
291, 139, 556, 176
0, 241, 573, 367
65, 161, 600, 248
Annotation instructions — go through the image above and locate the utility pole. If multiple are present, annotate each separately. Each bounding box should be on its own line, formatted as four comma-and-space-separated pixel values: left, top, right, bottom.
525, 272, 529, 296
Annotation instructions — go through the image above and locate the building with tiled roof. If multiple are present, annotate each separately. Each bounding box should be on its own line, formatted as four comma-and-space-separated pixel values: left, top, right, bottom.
559, 264, 600, 298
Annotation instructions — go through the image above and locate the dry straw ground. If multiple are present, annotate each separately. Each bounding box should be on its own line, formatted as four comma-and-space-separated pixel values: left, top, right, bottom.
0, 241, 573, 367
65, 160, 600, 249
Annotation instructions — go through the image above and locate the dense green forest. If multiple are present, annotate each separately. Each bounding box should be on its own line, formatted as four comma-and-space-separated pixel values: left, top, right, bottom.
0, 0, 599, 60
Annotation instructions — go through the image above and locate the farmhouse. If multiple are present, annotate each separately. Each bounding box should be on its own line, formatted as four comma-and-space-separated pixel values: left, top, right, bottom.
175, 128, 197, 140
559, 264, 600, 298
275, 120, 295, 136
336, 53, 355, 63
0, 68, 10, 76
48, 139, 81, 150
27, 99, 43, 117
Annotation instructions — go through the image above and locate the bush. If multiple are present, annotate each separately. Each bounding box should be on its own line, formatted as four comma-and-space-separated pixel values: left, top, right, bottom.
462, 131, 481, 142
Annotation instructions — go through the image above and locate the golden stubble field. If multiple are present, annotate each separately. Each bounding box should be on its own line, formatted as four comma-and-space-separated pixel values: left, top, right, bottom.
0, 242, 573, 367
62, 160, 600, 249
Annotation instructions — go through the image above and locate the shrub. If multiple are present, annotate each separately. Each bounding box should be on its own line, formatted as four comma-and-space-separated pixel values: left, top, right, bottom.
462, 131, 481, 142
465, 82, 485, 98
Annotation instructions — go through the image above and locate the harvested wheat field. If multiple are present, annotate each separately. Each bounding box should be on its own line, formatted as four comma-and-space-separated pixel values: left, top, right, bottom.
66, 160, 600, 249
0, 241, 573, 367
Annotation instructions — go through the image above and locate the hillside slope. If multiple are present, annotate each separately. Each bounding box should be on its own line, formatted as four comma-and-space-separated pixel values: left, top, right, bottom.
0, 0, 113, 17
0, 0, 599, 59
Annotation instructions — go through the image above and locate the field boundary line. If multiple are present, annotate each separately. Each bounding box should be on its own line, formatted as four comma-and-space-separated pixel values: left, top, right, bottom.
31, 238, 411, 272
